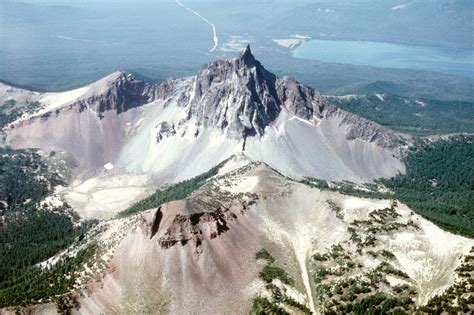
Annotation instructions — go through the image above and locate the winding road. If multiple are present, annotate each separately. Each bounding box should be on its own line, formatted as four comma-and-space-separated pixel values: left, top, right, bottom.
175, 0, 219, 52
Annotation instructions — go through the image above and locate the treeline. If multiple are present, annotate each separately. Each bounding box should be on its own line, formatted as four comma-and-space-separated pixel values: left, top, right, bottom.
0, 147, 95, 307
0, 100, 41, 128
379, 135, 474, 237
0, 209, 92, 288
418, 247, 473, 313
119, 159, 228, 217
302, 136, 473, 237
301, 178, 388, 200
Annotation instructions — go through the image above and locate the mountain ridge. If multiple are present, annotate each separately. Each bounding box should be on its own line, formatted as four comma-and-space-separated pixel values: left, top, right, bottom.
5, 47, 405, 183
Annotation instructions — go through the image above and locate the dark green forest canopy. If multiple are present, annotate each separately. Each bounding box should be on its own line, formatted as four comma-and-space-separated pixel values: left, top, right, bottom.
0, 147, 95, 307
379, 135, 474, 237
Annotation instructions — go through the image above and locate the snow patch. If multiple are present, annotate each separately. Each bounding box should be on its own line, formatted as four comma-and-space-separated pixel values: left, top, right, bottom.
104, 163, 114, 171
392, 1, 413, 10
415, 100, 427, 107
9, 72, 123, 125
375, 93, 385, 102
289, 115, 313, 126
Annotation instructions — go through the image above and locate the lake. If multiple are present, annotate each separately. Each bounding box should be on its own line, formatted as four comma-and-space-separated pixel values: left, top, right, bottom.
293, 40, 474, 78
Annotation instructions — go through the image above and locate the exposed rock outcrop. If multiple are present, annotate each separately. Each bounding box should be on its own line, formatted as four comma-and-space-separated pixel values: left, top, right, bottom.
78, 73, 152, 116
276, 75, 324, 119
177, 45, 400, 149
44, 72, 157, 119
185, 45, 281, 138
156, 205, 245, 254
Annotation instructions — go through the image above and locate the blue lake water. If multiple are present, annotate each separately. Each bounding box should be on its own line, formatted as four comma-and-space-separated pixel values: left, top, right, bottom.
293, 40, 474, 78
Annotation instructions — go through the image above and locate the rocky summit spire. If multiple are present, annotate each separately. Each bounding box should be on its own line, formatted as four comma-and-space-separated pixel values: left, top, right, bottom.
156, 45, 326, 145
238, 44, 256, 67
188, 46, 282, 139
242, 44, 252, 56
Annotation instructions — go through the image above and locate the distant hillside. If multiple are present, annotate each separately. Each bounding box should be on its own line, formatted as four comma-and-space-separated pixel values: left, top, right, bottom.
326, 94, 474, 135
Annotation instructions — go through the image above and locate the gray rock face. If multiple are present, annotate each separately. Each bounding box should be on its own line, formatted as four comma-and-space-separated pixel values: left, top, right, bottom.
276, 76, 324, 120
33, 73, 157, 121
323, 105, 400, 149
145, 78, 178, 103
171, 46, 399, 149
77, 73, 155, 117
183, 46, 319, 138
156, 122, 176, 143
186, 45, 282, 138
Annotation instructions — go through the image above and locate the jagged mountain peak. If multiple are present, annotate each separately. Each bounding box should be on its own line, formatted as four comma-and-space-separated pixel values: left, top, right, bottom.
200, 44, 260, 73
184, 47, 324, 139
237, 44, 256, 67
46, 71, 153, 118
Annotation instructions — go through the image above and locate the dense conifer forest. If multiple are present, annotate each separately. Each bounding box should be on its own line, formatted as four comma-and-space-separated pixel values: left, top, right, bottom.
380, 135, 474, 237
0, 147, 95, 307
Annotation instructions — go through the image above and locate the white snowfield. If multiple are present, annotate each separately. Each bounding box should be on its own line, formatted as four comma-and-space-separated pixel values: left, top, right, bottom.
63, 173, 156, 220
38, 85, 90, 112
38, 71, 123, 114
